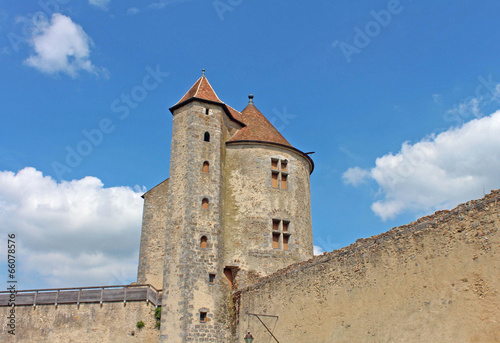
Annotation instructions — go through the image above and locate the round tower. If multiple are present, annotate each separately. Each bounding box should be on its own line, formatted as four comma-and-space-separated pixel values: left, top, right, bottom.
223, 95, 314, 288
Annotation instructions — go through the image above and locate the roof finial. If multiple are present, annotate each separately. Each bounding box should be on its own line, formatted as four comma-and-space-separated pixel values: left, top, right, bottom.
248, 94, 254, 104
202, 69, 206, 77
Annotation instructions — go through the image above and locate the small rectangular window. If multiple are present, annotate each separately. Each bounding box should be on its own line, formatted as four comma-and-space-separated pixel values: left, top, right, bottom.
200, 312, 207, 323
272, 219, 291, 251
272, 219, 280, 231
281, 174, 287, 190
271, 159, 279, 170
283, 234, 289, 250
272, 233, 280, 249
281, 161, 287, 172
271, 158, 289, 190
271, 172, 279, 188
209, 274, 216, 284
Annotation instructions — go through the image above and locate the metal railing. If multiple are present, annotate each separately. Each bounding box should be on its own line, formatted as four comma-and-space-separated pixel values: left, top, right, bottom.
0, 284, 162, 309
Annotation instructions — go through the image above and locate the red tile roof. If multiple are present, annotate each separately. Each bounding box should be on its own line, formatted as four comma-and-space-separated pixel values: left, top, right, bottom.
228, 102, 291, 147
173, 74, 291, 147
175, 75, 222, 104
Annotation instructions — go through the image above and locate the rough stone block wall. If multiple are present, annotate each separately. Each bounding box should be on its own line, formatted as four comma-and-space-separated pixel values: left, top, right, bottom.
224, 143, 313, 289
161, 101, 233, 342
235, 191, 500, 343
137, 179, 169, 289
0, 302, 159, 342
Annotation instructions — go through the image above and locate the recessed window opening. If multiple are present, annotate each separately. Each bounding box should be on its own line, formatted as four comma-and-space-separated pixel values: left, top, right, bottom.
272, 233, 280, 249
283, 234, 290, 251
224, 267, 237, 290
209, 274, 216, 284
202, 161, 210, 173
271, 158, 288, 190
202, 198, 209, 210
200, 236, 208, 249
272, 219, 280, 231
272, 219, 291, 251
204, 132, 210, 142
200, 312, 207, 323
271, 171, 279, 188
281, 174, 288, 190
205, 108, 210, 115
271, 159, 279, 170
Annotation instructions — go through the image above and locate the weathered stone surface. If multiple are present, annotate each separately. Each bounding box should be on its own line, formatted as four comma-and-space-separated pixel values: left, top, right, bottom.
235, 191, 500, 343
0, 302, 159, 342
137, 178, 169, 289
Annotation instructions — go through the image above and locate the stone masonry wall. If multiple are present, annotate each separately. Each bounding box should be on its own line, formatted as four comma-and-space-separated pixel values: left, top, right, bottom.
137, 179, 169, 290
0, 302, 159, 343
224, 143, 313, 289
161, 101, 237, 342
235, 190, 500, 343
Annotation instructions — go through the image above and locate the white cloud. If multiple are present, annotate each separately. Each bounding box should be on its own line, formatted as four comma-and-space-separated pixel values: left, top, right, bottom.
0, 167, 144, 287
313, 245, 324, 255
342, 166, 370, 186
89, 0, 110, 10
343, 110, 500, 221
25, 14, 107, 78
127, 7, 141, 15
148, 0, 193, 10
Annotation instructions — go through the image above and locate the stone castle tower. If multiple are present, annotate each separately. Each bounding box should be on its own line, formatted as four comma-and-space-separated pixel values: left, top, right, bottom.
136, 72, 314, 342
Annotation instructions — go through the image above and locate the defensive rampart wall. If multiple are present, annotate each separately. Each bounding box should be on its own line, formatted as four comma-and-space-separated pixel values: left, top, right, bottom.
235, 191, 500, 343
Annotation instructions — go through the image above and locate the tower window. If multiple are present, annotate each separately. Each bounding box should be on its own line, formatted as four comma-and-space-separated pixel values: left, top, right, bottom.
205, 108, 210, 115
271, 159, 288, 190
271, 172, 279, 188
272, 219, 291, 251
283, 234, 290, 251
202, 161, 210, 173
202, 198, 209, 210
204, 132, 210, 142
200, 312, 207, 323
272, 233, 280, 249
209, 273, 216, 284
200, 236, 208, 249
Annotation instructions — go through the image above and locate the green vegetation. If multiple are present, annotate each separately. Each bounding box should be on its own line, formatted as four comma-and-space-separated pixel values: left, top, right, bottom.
155, 306, 161, 329
136, 321, 145, 329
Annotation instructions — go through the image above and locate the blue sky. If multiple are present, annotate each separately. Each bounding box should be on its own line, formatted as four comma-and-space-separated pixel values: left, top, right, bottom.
1, 0, 500, 289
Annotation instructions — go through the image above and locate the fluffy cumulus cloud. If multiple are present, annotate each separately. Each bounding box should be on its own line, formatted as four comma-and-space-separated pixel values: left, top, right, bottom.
25, 14, 106, 78
343, 110, 500, 221
0, 167, 144, 287
89, 0, 110, 10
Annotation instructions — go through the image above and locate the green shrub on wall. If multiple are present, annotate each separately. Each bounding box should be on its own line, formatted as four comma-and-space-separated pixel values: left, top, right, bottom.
155, 306, 161, 329
136, 321, 145, 329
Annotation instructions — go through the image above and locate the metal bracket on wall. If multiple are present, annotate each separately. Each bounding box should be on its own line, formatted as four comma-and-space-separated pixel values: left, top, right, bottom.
246, 312, 280, 343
